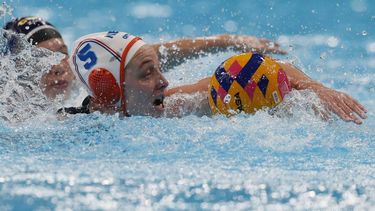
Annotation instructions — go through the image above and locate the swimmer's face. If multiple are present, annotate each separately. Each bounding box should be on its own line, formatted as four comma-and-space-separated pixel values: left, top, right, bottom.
37, 38, 75, 99
125, 45, 169, 116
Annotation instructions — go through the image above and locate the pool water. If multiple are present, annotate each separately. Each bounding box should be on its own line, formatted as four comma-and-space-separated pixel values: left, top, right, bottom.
0, 0, 374, 210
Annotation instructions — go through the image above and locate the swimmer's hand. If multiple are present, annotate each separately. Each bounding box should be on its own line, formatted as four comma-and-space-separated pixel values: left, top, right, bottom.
223, 34, 287, 55
311, 84, 367, 124
278, 61, 366, 124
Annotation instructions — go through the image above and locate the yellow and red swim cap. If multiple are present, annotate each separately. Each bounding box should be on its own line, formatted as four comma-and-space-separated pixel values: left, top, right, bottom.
208, 52, 291, 115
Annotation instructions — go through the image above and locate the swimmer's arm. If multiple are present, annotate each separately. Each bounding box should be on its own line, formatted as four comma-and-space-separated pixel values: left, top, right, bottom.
152, 34, 286, 70
165, 77, 211, 96
164, 78, 211, 117
278, 61, 367, 124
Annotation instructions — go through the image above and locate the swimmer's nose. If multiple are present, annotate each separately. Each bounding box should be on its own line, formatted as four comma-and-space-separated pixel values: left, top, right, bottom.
51, 65, 65, 76
50, 57, 72, 76
158, 74, 169, 90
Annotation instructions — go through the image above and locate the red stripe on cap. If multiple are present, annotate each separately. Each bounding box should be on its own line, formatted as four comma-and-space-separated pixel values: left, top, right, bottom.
119, 36, 142, 116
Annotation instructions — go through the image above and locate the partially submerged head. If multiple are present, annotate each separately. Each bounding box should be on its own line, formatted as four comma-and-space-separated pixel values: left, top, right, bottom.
4, 16, 75, 99
70, 31, 169, 116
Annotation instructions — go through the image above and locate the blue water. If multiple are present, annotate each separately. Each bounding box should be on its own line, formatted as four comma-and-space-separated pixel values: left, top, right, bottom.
1, 0, 374, 210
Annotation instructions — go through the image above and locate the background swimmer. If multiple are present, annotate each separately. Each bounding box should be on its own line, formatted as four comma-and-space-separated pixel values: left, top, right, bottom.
62, 32, 367, 124
3, 16, 75, 99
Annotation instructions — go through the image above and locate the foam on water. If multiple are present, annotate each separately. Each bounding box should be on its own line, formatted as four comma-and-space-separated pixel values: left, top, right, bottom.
0, 104, 373, 209
0, 30, 65, 122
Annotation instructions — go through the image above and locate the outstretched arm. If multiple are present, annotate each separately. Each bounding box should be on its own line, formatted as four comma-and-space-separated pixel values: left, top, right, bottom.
152, 34, 286, 71
165, 61, 367, 124
278, 61, 367, 124
165, 77, 211, 96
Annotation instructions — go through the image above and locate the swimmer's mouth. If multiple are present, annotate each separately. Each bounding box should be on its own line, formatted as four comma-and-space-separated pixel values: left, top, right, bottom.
49, 80, 69, 89
153, 96, 165, 108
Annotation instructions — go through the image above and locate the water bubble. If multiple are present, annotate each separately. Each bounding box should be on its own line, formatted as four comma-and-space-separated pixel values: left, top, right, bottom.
307, 190, 316, 197
362, 30, 368, 36
327, 36, 339, 47
366, 42, 375, 52
316, 67, 323, 73
223, 20, 238, 33
320, 52, 327, 60
202, 26, 210, 32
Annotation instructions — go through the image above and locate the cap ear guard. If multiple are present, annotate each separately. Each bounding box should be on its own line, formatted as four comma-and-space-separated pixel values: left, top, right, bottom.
88, 68, 121, 105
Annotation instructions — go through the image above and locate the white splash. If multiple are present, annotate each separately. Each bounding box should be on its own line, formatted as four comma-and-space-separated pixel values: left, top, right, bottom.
0, 30, 64, 122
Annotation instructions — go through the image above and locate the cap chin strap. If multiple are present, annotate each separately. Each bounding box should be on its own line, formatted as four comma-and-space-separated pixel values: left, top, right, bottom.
119, 37, 143, 117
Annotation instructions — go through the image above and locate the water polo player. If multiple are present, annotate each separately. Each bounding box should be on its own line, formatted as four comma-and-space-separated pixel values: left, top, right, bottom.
62, 31, 367, 124
3, 16, 75, 99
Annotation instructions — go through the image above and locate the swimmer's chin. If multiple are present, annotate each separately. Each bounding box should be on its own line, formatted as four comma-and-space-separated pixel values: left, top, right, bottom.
49, 80, 70, 90
148, 105, 165, 117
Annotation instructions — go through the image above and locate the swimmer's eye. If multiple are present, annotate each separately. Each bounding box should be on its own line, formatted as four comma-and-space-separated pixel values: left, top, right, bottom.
58, 45, 69, 55
139, 63, 159, 80
141, 68, 153, 80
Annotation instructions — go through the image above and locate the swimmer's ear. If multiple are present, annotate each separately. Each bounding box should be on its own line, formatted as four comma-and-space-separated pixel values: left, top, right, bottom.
88, 68, 121, 105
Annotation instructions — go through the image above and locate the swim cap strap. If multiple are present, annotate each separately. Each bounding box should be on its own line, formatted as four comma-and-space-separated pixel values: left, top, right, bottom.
119, 36, 143, 116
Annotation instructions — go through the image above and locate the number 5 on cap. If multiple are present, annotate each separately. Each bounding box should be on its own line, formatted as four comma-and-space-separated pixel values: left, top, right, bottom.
78, 43, 97, 70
